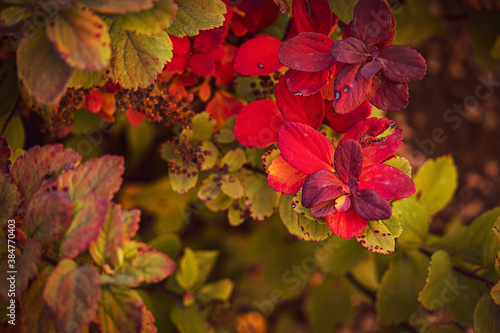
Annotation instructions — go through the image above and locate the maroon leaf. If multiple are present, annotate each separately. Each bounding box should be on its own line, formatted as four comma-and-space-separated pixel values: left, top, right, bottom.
292, 0, 334, 36
0, 137, 11, 174
360, 60, 381, 79
123, 209, 141, 239
278, 32, 335, 72
352, 188, 392, 221
332, 63, 373, 114
233, 36, 283, 76
43, 259, 101, 333
334, 140, 364, 182
330, 37, 369, 63
285, 68, 332, 96
24, 191, 73, 246
310, 200, 337, 217
278, 122, 334, 174
326, 207, 368, 239
275, 75, 325, 128
367, 74, 409, 111
358, 164, 415, 200
0, 173, 21, 223
325, 99, 372, 133
234, 99, 285, 148
15, 239, 42, 298
378, 45, 427, 82
302, 169, 343, 210
56, 155, 124, 201
350, 0, 395, 47
10, 144, 81, 203
60, 193, 109, 259
90, 203, 124, 267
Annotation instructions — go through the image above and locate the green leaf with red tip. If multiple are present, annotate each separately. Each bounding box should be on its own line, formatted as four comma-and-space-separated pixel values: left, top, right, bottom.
24, 191, 73, 246
11, 144, 81, 203
0, 173, 21, 223
418, 250, 453, 310
200, 141, 218, 171
17, 28, 74, 105
108, 21, 173, 89
356, 216, 401, 254
166, 0, 227, 37
94, 285, 146, 333
279, 194, 307, 239
298, 217, 332, 241
46, 4, 111, 71
81, 0, 157, 14
123, 209, 141, 239
43, 259, 101, 333
111, 0, 178, 35
56, 155, 124, 201
90, 203, 124, 267
262, 148, 280, 173
60, 194, 109, 259
245, 176, 279, 220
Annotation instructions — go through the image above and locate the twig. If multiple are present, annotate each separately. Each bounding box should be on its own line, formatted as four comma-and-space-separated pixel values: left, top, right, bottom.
0, 96, 21, 137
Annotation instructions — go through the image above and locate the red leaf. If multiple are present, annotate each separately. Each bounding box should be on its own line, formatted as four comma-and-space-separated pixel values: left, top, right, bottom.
325, 99, 372, 133
360, 60, 381, 79
378, 45, 427, 82
326, 207, 368, 239
234, 99, 285, 148
189, 53, 215, 76
0, 137, 11, 174
126, 107, 146, 127
164, 54, 189, 73
334, 140, 364, 182
233, 36, 283, 76
292, 0, 335, 36
367, 74, 409, 111
24, 191, 73, 246
275, 75, 324, 127
332, 63, 373, 114
86, 88, 103, 113
302, 169, 343, 210
206, 91, 243, 129
358, 164, 415, 200
170, 36, 190, 55
330, 37, 369, 63
0, 173, 21, 222
278, 122, 334, 174
236, 0, 264, 13
353, 189, 392, 221
267, 154, 308, 194
192, 29, 223, 53
278, 32, 335, 72
285, 68, 332, 96
231, 0, 280, 36
215, 45, 238, 86
350, 0, 395, 47
43, 260, 100, 333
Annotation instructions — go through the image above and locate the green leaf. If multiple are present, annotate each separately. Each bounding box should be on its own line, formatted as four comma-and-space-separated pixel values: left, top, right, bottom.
192, 250, 219, 290
46, 4, 110, 71
393, 198, 429, 248
69, 68, 107, 88
412, 156, 458, 216
419, 250, 453, 310
17, 28, 73, 105
197, 175, 220, 201
24, 191, 73, 246
205, 191, 233, 211
383, 156, 412, 177
491, 33, 500, 60
468, 10, 500, 69
220, 174, 244, 199
176, 248, 200, 291
190, 112, 217, 142
126, 120, 155, 168
94, 285, 146, 333
262, 148, 280, 173
491, 281, 500, 305
197, 279, 234, 303
245, 176, 279, 220
376, 251, 429, 324
356, 216, 402, 254
148, 233, 182, 259
123, 208, 141, 239
279, 194, 306, 239
221, 148, 246, 173
166, 0, 226, 37
292, 189, 327, 224
0, 172, 21, 222
0, 6, 30, 26
43, 259, 101, 332
169, 163, 198, 194
305, 276, 353, 331
81, 0, 157, 14
297, 217, 332, 241
121, 243, 176, 284
108, 21, 173, 88
171, 304, 214, 333
215, 115, 236, 143
447, 273, 487, 327
2, 115, 25, 150
474, 293, 500, 333
317, 237, 366, 275
199, 141, 218, 171
111, 0, 178, 35
60, 194, 109, 259
90, 203, 124, 267
56, 155, 124, 201
329, 0, 359, 24
228, 201, 245, 226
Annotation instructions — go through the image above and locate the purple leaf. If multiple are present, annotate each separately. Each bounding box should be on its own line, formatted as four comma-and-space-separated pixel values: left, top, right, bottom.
302, 169, 343, 209
367, 75, 409, 111
360, 60, 381, 79
352, 189, 392, 221
0, 137, 11, 174
378, 45, 427, 82
310, 200, 337, 217
350, 0, 395, 47
278, 32, 335, 72
334, 140, 364, 182
332, 63, 373, 114
0, 173, 21, 223
330, 37, 369, 63
285, 68, 332, 96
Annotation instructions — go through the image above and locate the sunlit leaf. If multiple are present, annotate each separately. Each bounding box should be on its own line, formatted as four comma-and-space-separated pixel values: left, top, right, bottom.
356, 217, 401, 254
221, 148, 247, 173
197, 279, 234, 303
166, 0, 226, 37
418, 250, 453, 310
121, 243, 175, 284
176, 248, 200, 291
245, 176, 279, 220
90, 203, 124, 267
82, 0, 157, 14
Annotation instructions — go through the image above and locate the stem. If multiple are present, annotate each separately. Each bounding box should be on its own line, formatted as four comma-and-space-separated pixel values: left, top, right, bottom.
419, 248, 495, 288
345, 272, 377, 303
0, 96, 20, 137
